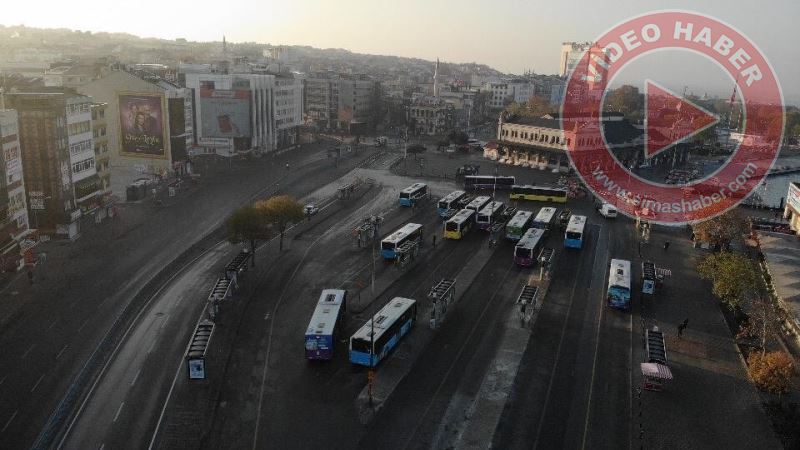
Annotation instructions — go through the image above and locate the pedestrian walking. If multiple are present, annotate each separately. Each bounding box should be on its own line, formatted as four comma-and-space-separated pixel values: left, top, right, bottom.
432, 234, 437, 248
27, 269, 33, 285
663, 241, 670, 251
677, 318, 689, 337
638, 241, 643, 258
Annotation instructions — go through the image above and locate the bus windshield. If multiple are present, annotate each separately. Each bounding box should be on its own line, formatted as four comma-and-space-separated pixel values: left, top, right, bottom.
566, 231, 582, 240
608, 286, 629, 303
445, 222, 458, 232
381, 241, 395, 250
514, 247, 531, 258
399, 192, 410, 199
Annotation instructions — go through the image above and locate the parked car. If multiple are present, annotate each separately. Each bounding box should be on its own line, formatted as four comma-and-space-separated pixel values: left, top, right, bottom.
304, 204, 319, 216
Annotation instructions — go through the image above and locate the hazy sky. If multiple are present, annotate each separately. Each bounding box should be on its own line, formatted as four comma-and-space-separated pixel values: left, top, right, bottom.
3, 0, 798, 100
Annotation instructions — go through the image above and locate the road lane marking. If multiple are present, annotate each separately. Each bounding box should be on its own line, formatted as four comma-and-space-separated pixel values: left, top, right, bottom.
533, 225, 601, 450
77, 317, 90, 333
580, 225, 611, 450
1, 410, 18, 433
113, 402, 125, 423
99, 443, 105, 450
147, 339, 157, 355
0, 375, 5, 386
47, 317, 59, 330
56, 344, 69, 360
21, 344, 35, 359
159, 314, 170, 330
31, 373, 45, 393
131, 369, 141, 387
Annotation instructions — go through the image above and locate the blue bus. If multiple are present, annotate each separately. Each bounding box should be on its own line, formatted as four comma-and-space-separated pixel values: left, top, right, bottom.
607, 259, 632, 310
564, 215, 587, 249
399, 183, 428, 207
437, 190, 467, 217
349, 297, 417, 367
381, 223, 423, 259
304, 289, 347, 360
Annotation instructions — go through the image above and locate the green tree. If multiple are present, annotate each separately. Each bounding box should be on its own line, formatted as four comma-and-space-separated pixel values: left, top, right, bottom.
747, 351, 796, 401
605, 85, 644, 121
697, 251, 762, 309
229, 205, 271, 266
504, 96, 556, 119
257, 195, 305, 251
691, 209, 749, 250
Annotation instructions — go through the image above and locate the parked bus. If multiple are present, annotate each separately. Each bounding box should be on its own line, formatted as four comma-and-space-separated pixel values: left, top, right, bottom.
514, 228, 546, 267
532, 207, 558, 235
564, 214, 587, 249
444, 209, 476, 240
399, 183, 428, 207
381, 223, 423, 259
464, 175, 515, 191
349, 297, 417, 367
509, 185, 568, 203
607, 259, 632, 310
437, 190, 467, 217
505, 210, 534, 240
304, 289, 347, 360
476, 201, 506, 230
464, 195, 491, 213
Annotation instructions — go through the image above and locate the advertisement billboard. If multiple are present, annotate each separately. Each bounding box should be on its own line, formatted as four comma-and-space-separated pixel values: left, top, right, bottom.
200, 88, 251, 138
788, 182, 800, 213
118, 93, 167, 158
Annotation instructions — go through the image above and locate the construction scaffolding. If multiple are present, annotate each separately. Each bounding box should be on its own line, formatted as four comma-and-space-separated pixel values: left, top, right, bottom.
428, 279, 456, 329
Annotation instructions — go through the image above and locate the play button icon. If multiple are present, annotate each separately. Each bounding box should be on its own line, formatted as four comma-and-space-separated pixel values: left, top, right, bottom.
644, 80, 719, 159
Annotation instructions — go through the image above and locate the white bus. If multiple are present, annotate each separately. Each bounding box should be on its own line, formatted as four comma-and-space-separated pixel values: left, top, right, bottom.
532, 207, 558, 234
381, 223, 423, 260
564, 215, 587, 249
437, 190, 467, 217
465, 195, 491, 213
607, 259, 632, 310
505, 210, 534, 240
513, 228, 546, 267
476, 201, 506, 231
349, 297, 418, 367
304, 289, 347, 360
444, 209, 476, 240
399, 183, 428, 207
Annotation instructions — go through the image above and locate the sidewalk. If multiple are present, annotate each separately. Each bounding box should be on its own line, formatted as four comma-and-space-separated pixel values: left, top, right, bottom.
355, 241, 496, 423
635, 228, 781, 449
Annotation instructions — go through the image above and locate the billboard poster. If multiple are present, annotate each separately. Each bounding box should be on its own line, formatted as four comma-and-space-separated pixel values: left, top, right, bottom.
118, 93, 167, 158
788, 182, 800, 213
200, 88, 251, 138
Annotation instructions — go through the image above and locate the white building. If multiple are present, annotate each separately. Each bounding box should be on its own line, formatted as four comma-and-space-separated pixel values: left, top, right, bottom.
0, 109, 30, 266
484, 80, 535, 109
185, 73, 277, 156
273, 74, 303, 148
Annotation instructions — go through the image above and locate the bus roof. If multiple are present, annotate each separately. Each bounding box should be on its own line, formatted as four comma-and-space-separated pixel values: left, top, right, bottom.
534, 207, 558, 223
507, 210, 533, 229
447, 208, 475, 224
466, 196, 491, 210
382, 223, 423, 244
609, 259, 631, 290
566, 215, 587, 233
440, 190, 466, 203
351, 297, 416, 342
478, 201, 505, 216
516, 228, 545, 249
513, 184, 568, 193
401, 183, 427, 194
305, 289, 346, 336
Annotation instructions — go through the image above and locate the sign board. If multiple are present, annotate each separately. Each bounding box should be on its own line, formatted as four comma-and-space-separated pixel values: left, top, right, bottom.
29, 191, 45, 210
188, 358, 206, 380
788, 182, 800, 213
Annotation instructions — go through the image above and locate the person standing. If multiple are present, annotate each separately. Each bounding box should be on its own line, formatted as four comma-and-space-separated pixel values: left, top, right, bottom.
663, 241, 670, 251
432, 234, 437, 248
677, 318, 689, 337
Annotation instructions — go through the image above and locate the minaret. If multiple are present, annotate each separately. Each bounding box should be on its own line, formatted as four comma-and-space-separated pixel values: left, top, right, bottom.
223, 35, 227, 54
433, 58, 440, 97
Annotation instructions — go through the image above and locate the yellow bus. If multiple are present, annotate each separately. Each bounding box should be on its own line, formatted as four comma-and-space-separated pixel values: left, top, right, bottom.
509, 185, 568, 203
443, 209, 476, 240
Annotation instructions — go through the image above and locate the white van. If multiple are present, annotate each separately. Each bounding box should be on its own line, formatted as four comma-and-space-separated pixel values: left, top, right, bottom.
598, 203, 618, 218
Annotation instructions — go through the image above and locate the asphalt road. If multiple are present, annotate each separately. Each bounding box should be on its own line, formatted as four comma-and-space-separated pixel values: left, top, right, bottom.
0, 142, 366, 449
